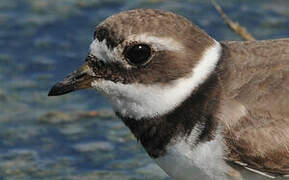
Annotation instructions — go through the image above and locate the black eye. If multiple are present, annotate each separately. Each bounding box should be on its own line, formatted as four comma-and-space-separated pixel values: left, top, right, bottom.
124, 44, 152, 65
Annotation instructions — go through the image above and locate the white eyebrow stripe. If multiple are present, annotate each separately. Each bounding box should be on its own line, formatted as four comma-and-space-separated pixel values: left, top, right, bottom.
128, 34, 184, 51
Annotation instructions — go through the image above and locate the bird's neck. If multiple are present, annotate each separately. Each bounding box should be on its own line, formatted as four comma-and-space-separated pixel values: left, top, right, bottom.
116, 63, 223, 158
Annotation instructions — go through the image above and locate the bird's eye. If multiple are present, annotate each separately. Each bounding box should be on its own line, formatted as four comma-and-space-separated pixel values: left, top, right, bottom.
123, 44, 152, 66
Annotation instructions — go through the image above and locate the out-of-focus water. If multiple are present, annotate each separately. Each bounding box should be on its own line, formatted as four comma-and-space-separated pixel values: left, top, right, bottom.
0, 0, 288, 179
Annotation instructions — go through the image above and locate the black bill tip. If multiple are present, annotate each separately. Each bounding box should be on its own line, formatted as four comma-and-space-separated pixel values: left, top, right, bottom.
48, 82, 75, 96
48, 63, 93, 97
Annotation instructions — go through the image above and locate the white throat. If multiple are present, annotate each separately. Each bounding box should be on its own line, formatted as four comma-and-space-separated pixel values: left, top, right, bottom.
91, 41, 222, 120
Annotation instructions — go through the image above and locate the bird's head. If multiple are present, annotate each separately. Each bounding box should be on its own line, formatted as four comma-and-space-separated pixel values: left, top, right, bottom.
48, 9, 221, 120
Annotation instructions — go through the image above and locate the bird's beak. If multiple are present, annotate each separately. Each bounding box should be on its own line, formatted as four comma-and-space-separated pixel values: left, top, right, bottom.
48, 63, 94, 96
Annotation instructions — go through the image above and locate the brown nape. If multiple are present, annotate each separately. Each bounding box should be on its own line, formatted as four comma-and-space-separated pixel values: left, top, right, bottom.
116, 57, 224, 158
88, 9, 216, 85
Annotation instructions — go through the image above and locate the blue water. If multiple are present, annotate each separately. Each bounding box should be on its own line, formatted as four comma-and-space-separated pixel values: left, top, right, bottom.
0, 0, 288, 179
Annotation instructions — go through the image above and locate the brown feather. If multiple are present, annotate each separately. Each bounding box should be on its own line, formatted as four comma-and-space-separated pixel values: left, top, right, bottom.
216, 39, 289, 175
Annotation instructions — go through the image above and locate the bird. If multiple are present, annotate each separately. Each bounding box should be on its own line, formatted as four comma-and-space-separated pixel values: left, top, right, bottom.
48, 9, 289, 180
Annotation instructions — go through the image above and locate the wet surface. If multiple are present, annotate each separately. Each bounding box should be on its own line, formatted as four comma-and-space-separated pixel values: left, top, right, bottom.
0, 0, 289, 179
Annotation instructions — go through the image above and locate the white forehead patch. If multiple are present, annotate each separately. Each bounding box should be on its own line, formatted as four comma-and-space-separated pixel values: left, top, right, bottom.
89, 39, 108, 61
91, 41, 222, 120
89, 39, 122, 64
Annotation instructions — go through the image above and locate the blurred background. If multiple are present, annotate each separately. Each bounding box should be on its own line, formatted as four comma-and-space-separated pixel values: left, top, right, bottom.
0, 0, 289, 179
